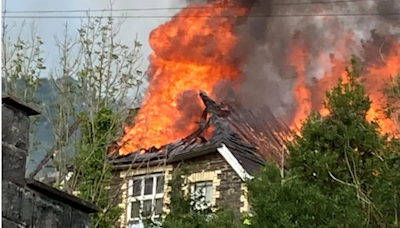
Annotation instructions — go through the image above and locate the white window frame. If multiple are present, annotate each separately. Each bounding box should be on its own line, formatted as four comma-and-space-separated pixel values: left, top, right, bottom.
190, 181, 213, 210
127, 173, 165, 227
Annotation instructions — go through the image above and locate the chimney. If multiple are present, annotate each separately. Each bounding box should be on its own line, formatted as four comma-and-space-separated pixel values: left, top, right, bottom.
2, 93, 41, 187
2, 93, 100, 228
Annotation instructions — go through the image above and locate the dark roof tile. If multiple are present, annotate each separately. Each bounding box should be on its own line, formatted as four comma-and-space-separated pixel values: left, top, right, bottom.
111, 92, 291, 175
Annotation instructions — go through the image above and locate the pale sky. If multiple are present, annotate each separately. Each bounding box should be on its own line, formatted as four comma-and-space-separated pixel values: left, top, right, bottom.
2, 0, 187, 78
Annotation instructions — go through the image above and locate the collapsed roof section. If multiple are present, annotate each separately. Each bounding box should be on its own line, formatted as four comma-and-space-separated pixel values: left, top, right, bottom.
110, 91, 291, 175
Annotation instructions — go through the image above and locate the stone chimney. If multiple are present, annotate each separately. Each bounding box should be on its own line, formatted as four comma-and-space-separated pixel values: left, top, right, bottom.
2, 94, 99, 228
2, 93, 40, 186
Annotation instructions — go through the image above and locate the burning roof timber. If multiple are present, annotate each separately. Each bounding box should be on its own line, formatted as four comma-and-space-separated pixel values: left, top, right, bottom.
109, 91, 292, 172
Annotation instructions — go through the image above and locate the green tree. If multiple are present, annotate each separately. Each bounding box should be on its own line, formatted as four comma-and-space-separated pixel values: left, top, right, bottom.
75, 107, 122, 228
68, 14, 143, 228
45, 15, 143, 189
381, 73, 400, 226
21, 10, 144, 228
1, 20, 46, 170
385, 74, 400, 127
247, 59, 400, 228
2, 21, 45, 103
66, 15, 142, 228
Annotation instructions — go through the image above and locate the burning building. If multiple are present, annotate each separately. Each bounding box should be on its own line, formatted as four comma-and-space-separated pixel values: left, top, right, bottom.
108, 0, 400, 227
115, 0, 400, 156
110, 91, 290, 227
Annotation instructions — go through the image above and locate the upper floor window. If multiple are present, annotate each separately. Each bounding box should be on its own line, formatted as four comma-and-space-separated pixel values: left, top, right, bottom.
191, 181, 213, 210
128, 173, 164, 228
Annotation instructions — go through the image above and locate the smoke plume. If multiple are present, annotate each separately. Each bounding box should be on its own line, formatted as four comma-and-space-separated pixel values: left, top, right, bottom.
117, 0, 400, 154
185, 0, 400, 123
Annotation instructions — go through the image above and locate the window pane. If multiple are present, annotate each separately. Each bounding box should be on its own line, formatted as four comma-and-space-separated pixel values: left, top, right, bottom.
193, 183, 201, 200
204, 183, 213, 204
142, 200, 152, 217
156, 176, 164, 194
132, 180, 141, 197
131, 201, 140, 218
153, 218, 162, 226
192, 182, 213, 207
128, 221, 141, 228
194, 183, 206, 197
144, 178, 153, 195
155, 198, 163, 215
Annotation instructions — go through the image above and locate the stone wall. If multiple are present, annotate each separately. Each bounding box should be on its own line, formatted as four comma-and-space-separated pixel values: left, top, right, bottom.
114, 150, 249, 227
110, 171, 124, 228
2, 94, 99, 228
176, 153, 245, 217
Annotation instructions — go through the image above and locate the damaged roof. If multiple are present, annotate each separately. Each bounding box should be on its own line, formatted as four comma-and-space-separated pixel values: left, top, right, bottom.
110, 91, 290, 176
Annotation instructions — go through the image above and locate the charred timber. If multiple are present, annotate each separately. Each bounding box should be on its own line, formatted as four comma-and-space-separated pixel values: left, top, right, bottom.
110, 90, 292, 167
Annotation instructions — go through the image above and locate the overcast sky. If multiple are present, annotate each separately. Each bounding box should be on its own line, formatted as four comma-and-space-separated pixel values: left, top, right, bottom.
3, 0, 186, 77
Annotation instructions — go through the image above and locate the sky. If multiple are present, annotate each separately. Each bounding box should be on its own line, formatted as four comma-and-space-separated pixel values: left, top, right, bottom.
2, 0, 186, 79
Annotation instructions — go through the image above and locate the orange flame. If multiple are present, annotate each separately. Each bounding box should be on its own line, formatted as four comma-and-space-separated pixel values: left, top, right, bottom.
317, 33, 355, 117
365, 40, 400, 135
287, 33, 312, 130
117, 2, 400, 156
118, 0, 248, 155
289, 35, 400, 136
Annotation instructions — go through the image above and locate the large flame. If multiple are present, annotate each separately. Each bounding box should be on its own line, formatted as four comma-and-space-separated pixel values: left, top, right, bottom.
118, 0, 248, 155
289, 35, 400, 135
287, 33, 312, 130
365, 40, 400, 134
117, 1, 400, 156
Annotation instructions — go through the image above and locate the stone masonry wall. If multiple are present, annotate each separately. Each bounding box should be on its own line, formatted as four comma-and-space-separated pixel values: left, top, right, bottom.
174, 153, 244, 217
115, 151, 248, 227
110, 171, 124, 228
2, 95, 98, 228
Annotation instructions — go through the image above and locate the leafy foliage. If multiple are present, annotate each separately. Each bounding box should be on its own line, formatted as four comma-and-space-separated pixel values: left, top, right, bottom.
76, 108, 122, 228
2, 13, 143, 228
247, 59, 400, 228
385, 74, 400, 125
248, 163, 366, 228
1, 22, 46, 168
2, 22, 45, 104
68, 16, 143, 228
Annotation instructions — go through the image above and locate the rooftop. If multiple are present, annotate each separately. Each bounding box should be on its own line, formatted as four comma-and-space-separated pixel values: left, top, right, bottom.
110, 91, 291, 174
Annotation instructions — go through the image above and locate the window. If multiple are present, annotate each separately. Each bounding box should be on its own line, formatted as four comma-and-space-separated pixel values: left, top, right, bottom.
128, 174, 165, 228
191, 181, 213, 210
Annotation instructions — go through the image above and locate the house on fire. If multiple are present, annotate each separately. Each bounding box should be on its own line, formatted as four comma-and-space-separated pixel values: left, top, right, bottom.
109, 91, 290, 228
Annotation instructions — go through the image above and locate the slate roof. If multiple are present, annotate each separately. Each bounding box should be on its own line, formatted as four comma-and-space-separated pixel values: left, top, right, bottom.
110, 91, 291, 175
225, 101, 291, 165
